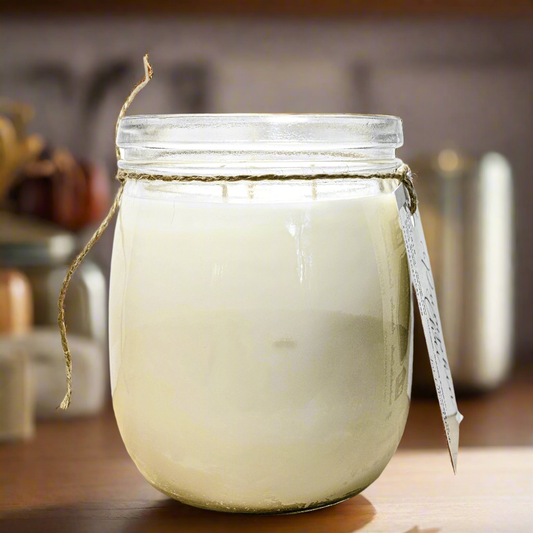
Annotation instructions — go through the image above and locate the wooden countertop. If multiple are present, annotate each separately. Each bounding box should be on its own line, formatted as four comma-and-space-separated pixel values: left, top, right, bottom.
1, 370, 532, 532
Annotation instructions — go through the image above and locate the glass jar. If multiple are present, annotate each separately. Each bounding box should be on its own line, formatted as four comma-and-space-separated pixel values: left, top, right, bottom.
110, 114, 413, 514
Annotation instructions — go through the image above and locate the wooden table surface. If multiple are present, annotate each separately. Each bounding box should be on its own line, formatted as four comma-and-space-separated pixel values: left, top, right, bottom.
1, 370, 532, 533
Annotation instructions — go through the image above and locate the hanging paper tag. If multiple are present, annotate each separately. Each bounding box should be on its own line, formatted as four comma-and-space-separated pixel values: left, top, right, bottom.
395, 183, 464, 473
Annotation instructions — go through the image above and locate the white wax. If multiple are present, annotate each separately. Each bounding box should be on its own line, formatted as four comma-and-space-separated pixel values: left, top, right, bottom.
110, 181, 411, 513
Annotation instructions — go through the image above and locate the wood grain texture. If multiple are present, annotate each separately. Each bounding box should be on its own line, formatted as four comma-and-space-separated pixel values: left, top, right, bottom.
1, 438, 531, 532
1, 372, 532, 532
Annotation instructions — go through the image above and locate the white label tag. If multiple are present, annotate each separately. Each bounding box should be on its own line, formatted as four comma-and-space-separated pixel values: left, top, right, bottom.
395, 183, 463, 473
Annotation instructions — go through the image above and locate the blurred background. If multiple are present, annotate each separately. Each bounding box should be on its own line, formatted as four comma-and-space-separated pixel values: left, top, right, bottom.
0, 4, 532, 443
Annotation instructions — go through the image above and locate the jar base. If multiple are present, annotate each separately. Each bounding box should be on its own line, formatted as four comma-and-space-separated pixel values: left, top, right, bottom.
148, 479, 370, 515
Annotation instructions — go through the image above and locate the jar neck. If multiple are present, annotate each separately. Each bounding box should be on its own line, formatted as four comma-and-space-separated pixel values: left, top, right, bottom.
118, 148, 402, 177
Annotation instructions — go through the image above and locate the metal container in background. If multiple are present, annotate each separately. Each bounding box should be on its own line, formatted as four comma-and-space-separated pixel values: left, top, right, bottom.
0, 348, 34, 441
0, 212, 107, 416
413, 150, 514, 393
0, 267, 34, 440
0, 268, 33, 334
0, 212, 106, 348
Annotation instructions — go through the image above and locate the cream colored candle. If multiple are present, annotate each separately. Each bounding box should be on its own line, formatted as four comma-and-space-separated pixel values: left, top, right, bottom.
110, 177, 411, 513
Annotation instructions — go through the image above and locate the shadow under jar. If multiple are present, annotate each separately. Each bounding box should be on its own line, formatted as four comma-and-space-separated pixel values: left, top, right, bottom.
110, 114, 413, 514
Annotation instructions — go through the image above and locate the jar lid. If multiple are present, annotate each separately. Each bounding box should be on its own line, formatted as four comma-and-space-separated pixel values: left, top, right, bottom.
117, 114, 404, 177
0, 212, 75, 267
118, 113, 403, 147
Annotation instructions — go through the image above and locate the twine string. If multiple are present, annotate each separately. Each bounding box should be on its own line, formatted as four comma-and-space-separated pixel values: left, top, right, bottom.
57, 183, 125, 409
115, 167, 417, 214
115, 55, 153, 160
57, 54, 418, 410
57, 54, 153, 410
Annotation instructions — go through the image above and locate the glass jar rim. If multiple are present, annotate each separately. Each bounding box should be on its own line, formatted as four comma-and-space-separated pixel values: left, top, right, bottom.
117, 113, 403, 148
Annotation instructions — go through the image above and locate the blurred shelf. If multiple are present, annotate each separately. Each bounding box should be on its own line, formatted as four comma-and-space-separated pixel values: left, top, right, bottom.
2, 0, 533, 17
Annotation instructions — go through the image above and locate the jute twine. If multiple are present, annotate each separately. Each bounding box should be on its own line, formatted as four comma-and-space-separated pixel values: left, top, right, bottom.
57, 54, 418, 410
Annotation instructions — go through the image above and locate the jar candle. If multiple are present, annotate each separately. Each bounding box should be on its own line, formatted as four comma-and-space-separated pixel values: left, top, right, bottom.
110, 114, 413, 513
